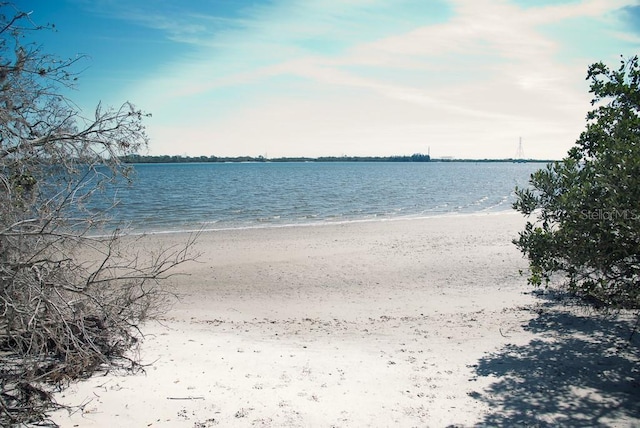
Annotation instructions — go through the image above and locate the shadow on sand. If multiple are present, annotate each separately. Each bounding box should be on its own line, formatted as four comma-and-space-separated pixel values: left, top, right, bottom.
471, 294, 640, 427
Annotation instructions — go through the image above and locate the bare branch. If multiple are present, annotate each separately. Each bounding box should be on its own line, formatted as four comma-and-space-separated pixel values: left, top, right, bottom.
0, 4, 198, 425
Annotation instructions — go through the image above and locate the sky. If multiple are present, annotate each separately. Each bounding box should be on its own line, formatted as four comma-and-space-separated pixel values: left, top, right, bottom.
15, 0, 640, 159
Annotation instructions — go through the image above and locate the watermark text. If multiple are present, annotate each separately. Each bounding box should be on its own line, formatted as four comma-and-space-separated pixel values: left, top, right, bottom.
580, 209, 639, 221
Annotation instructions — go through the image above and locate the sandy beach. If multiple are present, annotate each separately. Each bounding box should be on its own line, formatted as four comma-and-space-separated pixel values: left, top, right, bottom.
51, 212, 640, 427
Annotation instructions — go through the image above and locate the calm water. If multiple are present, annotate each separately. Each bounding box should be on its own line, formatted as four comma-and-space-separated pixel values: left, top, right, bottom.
92, 162, 545, 233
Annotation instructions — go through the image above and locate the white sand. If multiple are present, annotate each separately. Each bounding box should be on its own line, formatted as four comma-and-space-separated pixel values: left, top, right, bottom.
51, 212, 640, 427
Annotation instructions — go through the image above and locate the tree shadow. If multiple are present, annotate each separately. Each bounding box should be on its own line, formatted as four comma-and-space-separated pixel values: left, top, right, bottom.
471, 294, 640, 427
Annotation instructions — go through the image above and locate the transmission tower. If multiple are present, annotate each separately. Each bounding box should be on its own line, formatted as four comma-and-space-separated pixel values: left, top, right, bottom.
515, 137, 525, 160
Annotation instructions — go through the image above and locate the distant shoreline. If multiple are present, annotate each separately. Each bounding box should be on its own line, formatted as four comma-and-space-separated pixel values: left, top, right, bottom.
121, 154, 554, 164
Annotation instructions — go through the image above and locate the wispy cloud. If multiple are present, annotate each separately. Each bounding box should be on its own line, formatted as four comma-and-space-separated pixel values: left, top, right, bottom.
91, 0, 639, 158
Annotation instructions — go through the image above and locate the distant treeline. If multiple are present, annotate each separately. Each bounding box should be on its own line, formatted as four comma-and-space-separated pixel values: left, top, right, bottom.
120, 153, 432, 163
120, 154, 553, 164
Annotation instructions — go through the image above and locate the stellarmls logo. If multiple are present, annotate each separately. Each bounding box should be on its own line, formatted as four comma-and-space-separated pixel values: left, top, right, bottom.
580, 209, 639, 221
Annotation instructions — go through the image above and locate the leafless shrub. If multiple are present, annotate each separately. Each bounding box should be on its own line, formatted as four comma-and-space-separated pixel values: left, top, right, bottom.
0, 4, 197, 425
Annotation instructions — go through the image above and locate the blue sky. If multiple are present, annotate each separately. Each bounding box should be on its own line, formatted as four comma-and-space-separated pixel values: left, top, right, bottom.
18, 0, 640, 159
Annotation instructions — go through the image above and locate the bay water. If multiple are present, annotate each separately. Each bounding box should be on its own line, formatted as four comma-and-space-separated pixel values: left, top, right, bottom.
95, 161, 546, 234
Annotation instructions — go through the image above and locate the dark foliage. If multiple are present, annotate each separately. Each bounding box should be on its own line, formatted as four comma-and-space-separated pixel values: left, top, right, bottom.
513, 56, 640, 309
120, 153, 432, 163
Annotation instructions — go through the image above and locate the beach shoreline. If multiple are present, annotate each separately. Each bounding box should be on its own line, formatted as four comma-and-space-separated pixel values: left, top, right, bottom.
51, 212, 640, 427
106, 208, 521, 238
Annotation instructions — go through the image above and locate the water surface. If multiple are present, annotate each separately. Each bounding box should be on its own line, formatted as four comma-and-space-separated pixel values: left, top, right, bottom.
92, 162, 545, 233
